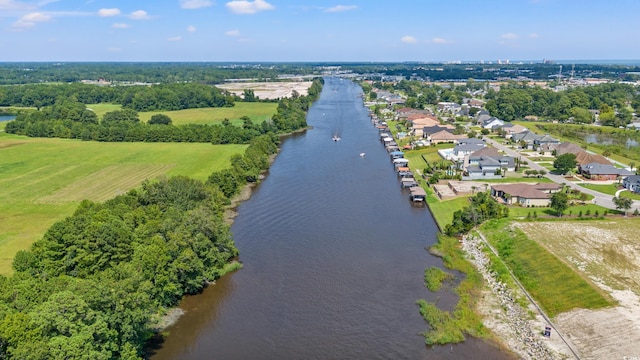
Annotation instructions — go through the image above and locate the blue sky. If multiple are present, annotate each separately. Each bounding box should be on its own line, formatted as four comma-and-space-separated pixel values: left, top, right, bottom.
2, 0, 640, 62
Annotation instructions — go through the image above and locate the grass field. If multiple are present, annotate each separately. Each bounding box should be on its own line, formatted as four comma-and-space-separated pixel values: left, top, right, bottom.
481, 219, 613, 318
579, 183, 640, 200
87, 103, 278, 126
0, 133, 246, 275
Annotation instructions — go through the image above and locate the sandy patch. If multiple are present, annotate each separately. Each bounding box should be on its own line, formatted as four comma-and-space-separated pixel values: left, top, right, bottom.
216, 81, 313, 100
515, 221, 640, 359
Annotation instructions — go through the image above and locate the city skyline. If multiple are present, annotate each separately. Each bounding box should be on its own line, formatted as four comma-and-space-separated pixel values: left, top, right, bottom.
2, 0, 640, 62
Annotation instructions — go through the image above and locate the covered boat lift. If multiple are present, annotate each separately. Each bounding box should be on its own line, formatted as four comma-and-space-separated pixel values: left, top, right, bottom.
409, 187, 427, 202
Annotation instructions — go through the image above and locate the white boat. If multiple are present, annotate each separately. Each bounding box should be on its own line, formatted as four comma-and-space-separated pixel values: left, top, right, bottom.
359, 152, 366, 157
332, 135, 341, 142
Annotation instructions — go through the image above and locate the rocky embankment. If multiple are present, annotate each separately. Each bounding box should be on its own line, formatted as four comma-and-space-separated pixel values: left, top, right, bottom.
461, 234, 562, 360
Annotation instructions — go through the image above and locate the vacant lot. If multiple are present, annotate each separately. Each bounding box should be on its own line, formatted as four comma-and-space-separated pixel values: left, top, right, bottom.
0, 133, 246, 275
215, 81, 313, 100
515, 220, 640, 359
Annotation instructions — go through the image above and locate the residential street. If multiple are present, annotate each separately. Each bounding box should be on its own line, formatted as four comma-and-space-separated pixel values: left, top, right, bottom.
483, 136, 640, 212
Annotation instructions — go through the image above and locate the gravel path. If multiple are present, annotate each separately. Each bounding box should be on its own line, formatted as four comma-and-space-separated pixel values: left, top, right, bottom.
461, 233, 570, 359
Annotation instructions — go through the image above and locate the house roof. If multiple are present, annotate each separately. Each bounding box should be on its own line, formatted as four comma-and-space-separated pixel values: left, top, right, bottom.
532, 183, 562, 191
625, 175, 640, 184
470, 147, 501, 157
534, 134, 560, 143
512, 130, 541, 142
454, 143, 485, 153
410, 117, 440, 127
482, 117, 503, 126
554, 142, 583, 156
458, 138, 485, 146
491, 183, 551, 199
581, 162, 633, 176
429, 130, 467, 141
574, 150, 610, 166
501, 124, 528, 134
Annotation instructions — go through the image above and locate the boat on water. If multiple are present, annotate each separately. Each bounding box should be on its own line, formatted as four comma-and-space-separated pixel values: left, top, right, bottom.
359, 152, 366, 157
332, 135, 341, 142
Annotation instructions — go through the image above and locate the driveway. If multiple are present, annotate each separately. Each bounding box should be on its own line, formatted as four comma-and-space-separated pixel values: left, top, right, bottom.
483, 136, 640, 212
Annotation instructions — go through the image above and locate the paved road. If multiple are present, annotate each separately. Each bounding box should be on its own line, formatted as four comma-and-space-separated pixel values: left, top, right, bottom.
483, 136, 640, 212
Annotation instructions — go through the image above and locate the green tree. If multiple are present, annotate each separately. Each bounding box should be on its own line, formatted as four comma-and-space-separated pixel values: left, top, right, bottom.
613, 196, 633, 216
553, 153, 577, 174
550, 192, 569, 217
148, 114, 172, 125
102, 109, 139, 123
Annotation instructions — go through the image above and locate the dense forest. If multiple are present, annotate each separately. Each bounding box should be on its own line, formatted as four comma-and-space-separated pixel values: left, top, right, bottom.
0, 82, 235, 110
0, 80, 322, 359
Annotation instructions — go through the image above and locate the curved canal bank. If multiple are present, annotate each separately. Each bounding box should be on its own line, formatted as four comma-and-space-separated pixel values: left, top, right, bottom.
150, 77, 513, 359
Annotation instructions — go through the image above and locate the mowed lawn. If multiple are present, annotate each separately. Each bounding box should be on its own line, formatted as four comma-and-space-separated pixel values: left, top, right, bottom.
87, 102, 278, 126
0, 133, 246, 275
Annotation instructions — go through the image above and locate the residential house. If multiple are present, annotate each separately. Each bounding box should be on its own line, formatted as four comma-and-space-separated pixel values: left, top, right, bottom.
490, 183, 562, 207
466, 98, 486, 108
428, 130, 467, 144
453, 142, 485, 158
579, 162, 633, 181
464, 147, 515, 180
533, 134, 560, 149
623, 175, 640, 193
408, 115, 441, 137
538, 144, 555, 156
437, 102, 461, 114
553, 142, 583, 156
476, 112, 492, 125
499, 123, 528, 138
511, 130, 541, 149
481, 117, 504, 130
574, 150, 610, 167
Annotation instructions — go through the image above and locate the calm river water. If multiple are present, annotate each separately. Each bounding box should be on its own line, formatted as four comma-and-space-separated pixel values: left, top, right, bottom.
151, 77, 513, 360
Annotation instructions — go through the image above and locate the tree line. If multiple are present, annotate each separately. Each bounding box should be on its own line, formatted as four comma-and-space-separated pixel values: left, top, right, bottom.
0, 80, 323, 359
5, 79, 323, 144
0, 62, 288, 85
0, 82, 235, 111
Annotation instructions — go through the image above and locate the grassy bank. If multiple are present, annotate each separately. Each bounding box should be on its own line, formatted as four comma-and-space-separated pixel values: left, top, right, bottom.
418, 234, 490, 345
480, 218, 614, 317
0, 133, 246, 275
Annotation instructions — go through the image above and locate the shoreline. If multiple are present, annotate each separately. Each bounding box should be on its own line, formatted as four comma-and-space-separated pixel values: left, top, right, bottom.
160, 128, 309, 331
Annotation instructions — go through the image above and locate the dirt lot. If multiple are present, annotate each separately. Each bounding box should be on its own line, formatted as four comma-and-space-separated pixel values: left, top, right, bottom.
514, 220, 640, 359
215, 81, 313, 100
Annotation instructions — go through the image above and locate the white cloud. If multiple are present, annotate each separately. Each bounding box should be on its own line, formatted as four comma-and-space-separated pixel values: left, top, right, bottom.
325, 5, 357, 13
400, 35, 417, 44
112, 22, 130, 29
226, 0, 274, 14
225, 29, 240, 36
179, 0, 213, 9
187, 25, 196, 32
501, 32, 518, 40
0, 0, 35, 11
529, 32, 540, 39
98, 8, 120, 17
432, 37, 450, 44
130, 10, 150, 20
167, 36, 182, 41
12, 11, 51, 29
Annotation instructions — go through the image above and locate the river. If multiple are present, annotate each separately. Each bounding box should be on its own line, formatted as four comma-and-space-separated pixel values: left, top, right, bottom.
151, 77, 513, 360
